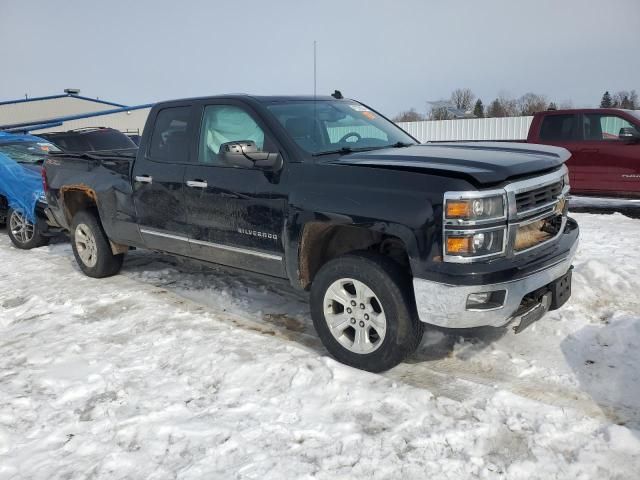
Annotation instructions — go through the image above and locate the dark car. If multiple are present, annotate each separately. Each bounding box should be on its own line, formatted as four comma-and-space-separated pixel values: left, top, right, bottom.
44, 94, 578, 372
39, 127, 137, 152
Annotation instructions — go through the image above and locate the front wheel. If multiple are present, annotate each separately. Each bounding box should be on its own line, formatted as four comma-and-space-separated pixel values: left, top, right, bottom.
7, 208, 49, 250
71, 211, 124, 278
310, 253, 424, 372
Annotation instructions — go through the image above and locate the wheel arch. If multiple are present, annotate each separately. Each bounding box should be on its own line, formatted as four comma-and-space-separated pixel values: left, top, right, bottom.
62, 186, 127, 255
296, 221, 419, 289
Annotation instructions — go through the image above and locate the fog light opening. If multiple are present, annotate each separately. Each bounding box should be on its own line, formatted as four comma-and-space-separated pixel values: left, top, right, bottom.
466, 290, 506, 310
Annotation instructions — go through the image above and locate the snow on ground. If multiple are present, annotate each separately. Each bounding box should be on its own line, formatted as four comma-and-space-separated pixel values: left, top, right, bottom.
0, 212, 639, 479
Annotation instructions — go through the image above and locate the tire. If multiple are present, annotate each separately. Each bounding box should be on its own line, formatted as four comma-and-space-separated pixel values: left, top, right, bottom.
7, 208, 50, 250
310, 252, 424, 372
70, 210, 124, 278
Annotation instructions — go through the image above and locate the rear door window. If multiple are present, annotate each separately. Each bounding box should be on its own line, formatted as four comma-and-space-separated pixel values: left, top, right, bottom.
539, 114, 579, 141
148, 106, 192, 163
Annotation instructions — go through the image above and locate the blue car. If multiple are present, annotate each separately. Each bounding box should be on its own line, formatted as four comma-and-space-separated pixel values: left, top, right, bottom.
0, 132, 63, 249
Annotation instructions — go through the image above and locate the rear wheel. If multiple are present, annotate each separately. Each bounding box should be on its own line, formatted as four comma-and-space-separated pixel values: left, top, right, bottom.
71, 211, 124, 278
7, 208, 49, 250
310, 252, 424, 372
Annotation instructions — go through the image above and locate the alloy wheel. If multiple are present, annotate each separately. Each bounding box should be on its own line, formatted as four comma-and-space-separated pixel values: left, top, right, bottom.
75, 224, 98, 268
323, 278, 387, 354
9, 210, 35, 244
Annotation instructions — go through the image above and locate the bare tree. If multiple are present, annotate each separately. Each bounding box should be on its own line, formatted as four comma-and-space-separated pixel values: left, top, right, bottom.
393, 108, 424, 123
495, 93, 519, 117
611, 90, 637, 109
429, 106, 452, 121
628, 90, 638, 110
518, 93, 549, 115
450, 88, 476, 111
559, 100, 574, 109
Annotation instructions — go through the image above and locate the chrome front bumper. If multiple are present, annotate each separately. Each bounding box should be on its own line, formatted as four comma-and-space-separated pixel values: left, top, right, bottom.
412, 239, 578, 329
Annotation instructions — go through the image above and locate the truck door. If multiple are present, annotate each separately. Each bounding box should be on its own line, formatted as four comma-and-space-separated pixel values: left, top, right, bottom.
536, 113, 589, 192
131, 105, 194, 256
182, 101, 287, 278
578, 112, 640, 196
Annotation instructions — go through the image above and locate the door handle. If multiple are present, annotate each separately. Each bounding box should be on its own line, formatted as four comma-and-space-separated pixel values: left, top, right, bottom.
186, 180, 208, 188
579, 148, 599, 153
135, 175, 153, 184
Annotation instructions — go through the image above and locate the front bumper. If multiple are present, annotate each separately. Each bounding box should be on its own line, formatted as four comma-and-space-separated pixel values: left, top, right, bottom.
413, 235, 578, 328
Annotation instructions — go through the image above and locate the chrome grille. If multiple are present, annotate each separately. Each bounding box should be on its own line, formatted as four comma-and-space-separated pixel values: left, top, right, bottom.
515, 181, 563, 215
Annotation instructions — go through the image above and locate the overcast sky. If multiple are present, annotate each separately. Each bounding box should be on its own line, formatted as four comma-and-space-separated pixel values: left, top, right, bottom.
1, 0, 638, 116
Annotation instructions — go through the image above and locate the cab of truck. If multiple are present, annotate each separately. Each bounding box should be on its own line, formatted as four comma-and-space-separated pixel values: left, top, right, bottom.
527, 108, 640, 197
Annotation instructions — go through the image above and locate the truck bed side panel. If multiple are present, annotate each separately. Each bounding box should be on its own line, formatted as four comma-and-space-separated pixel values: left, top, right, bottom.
45, 153, 144, 246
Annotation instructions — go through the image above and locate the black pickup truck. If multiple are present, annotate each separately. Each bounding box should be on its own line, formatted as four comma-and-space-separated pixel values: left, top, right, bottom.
44, 95, 579, 372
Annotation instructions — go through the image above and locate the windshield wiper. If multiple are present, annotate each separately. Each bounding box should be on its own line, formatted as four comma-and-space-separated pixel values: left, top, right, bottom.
384, 141, 414, 148
312, 146, 358, 157
313, 145, 402, 157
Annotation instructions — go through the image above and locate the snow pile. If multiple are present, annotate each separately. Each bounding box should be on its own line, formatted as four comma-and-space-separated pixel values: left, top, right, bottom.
1, 213, 639, 478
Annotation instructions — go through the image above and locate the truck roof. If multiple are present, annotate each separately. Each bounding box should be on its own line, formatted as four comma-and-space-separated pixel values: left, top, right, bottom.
153, 94, 347, 106
534, 108, 637, 115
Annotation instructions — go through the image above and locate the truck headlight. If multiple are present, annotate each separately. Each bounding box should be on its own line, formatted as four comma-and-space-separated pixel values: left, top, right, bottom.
444, 195, 505, 223
445, 228, 505, 257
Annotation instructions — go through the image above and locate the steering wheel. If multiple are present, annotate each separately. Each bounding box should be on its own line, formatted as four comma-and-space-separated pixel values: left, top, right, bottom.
338, 132, 361, 143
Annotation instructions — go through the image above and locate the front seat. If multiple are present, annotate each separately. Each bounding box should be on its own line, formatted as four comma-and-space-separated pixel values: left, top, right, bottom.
285, 117, 320, 152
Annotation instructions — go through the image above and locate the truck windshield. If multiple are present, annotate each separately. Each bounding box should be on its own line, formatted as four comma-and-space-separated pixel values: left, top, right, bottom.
266, 100, 417, 155
0, 141, 61, 164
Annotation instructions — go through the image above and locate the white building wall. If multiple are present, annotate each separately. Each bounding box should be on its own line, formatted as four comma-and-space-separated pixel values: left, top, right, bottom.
0, 97, 115, 126
37, 108, 152, 134
398, 116, 534, 142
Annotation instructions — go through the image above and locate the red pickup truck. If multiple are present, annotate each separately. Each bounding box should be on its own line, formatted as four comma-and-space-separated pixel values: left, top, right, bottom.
527, 109, 640, 198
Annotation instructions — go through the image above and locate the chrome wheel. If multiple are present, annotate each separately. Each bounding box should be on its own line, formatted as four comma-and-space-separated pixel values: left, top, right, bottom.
323, 278, 387, 354
9, 210, 35, 244
75, 224, 98, 268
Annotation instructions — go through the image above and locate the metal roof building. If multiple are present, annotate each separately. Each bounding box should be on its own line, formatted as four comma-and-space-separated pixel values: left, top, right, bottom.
0, 91, 152, 135
34, 105, 153, 135
0, 93, 127, 125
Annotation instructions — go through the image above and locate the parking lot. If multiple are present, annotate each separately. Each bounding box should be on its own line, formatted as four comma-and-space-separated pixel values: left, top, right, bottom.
1, 211, 639, 478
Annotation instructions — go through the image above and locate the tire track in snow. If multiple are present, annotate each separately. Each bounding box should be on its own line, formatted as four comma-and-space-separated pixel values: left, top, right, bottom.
7, 231, 632, 427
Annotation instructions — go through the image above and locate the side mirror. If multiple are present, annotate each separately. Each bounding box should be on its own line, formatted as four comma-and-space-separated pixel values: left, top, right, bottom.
219, 141, 282, 170
619, 127, 640, 144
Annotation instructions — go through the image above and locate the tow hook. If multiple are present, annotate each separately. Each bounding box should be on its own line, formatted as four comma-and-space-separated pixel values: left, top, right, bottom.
512, 292, 552, 334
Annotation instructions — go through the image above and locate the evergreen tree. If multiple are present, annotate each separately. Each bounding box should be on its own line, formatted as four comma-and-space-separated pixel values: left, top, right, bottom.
473, 99, 484, 118
486, 99, 506, 118
600, 91, 612, 108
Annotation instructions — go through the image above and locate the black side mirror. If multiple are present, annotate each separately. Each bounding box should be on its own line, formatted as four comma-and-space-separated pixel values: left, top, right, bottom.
219, 141, 282, 170
619, 127, 640, 144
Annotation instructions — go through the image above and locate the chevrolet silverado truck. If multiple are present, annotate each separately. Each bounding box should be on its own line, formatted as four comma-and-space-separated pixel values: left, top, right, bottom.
527, 108, 640, 198
43, 95, 579, 372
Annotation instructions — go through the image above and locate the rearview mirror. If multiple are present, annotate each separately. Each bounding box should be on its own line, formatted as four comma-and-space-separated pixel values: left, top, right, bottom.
219, 141, 282, 170
619, 127, 640, 144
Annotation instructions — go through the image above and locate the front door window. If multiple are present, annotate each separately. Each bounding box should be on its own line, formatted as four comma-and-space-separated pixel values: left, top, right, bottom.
199, 105, 266, 165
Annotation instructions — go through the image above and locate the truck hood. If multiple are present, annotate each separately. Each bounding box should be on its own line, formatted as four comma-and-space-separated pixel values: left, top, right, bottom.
329, 142, 570, 186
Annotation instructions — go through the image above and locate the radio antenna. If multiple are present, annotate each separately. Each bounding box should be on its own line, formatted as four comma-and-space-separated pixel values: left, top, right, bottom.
313, 40, 317, 98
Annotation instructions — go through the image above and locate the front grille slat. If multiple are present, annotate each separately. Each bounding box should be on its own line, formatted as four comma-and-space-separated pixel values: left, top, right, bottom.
515, 181, 563, 214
